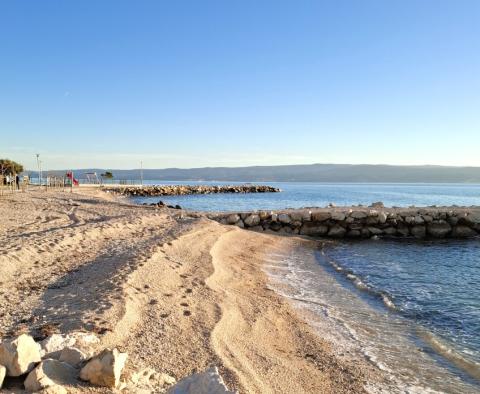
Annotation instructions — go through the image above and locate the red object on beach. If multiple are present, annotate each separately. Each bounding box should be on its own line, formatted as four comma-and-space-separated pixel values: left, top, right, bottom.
66, 171, 79, 186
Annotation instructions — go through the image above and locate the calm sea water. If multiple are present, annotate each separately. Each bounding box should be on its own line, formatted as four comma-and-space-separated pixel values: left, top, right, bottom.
132, 181, 480, 211
132, 181, 480, 392
266, 242, 480, 393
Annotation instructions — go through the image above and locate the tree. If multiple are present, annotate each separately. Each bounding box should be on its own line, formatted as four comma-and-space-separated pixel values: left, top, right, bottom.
0, 159, 24, 176
101, 171, 114, 179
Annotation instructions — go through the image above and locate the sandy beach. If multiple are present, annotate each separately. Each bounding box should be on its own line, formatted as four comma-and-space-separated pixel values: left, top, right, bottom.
0, 188, 380, 393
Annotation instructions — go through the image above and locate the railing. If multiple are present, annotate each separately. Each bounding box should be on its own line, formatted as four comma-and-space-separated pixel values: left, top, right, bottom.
76, 178, 144, 185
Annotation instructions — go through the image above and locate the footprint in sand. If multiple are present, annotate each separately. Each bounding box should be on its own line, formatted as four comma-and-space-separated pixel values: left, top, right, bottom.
183, 310, 191, 316
180, 302, 189, 307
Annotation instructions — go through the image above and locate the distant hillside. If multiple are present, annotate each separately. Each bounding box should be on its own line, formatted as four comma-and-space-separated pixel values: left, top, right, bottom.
27, 164, 480, 183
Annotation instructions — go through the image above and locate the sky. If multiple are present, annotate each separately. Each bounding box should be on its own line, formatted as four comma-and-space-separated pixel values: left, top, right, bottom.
1, 1, 479, 170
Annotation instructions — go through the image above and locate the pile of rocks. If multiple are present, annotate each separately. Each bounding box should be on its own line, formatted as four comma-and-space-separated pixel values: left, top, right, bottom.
143, 200, 182, 209
104, 184, 280, 197
210, 206, 480, 239
0, 333, 235, 393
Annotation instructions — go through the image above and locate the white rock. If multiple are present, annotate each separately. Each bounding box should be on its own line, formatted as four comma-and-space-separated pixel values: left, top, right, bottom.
80, 348, 127, 388
377, 212, 387, 224
0, 334, 42, 376
59, 347, 87, 367
40, 334, 76, 358
24, 359, 77, 392
0, 364, 6, 389
70, 332, 99, 356
168, 366, 235, 394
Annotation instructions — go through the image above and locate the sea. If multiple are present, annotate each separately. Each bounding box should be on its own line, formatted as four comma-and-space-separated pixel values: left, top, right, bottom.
132, 181, 480, 393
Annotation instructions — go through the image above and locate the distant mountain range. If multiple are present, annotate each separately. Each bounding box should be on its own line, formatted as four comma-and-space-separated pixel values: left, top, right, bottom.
27, 163, 480, 183
28, 164, 480, 183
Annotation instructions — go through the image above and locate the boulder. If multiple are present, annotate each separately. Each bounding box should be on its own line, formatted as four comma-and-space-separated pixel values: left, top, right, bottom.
258, 211, 271, 220
396, 225, 410, 237
234, 220, 244, 228
383, 227, 397, 236
411, 225, 426, 238
414, 216, 424, 225
366, 216, 379, 225
423, 215, 433, 223
367, 227, 383, 235
350, 211, 367, 219
68, 332, 99, 358
59, 347, 87, 367
168, 366, 235, 394
0, 365, 5, 389
447, 216, 459, 226
24, 359, 77, 392
377, 212, 387, 224
311, 212, 331, 222
225, 214, 240, 225
451, 225, 477, 238
244, 214, 260, 227
40, 334, 76, 359
369, 201, 384, 208
465, 212, 480, 225
269, 222, 282, 232
278, 213, 291, 224
331, 211, 346, 221
80, 348, 127, 388
346, 230, 361, 238
328, 225, 346, 238
0, 334, 42, 376
405, 216, 415, 224
299, 223, 328, 236
290, 211, 311, 222
361, 228, 371, 238
427, 223, 452, 238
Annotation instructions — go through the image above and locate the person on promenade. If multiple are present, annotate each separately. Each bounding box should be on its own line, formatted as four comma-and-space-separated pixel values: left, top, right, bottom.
15, 174, 20, 190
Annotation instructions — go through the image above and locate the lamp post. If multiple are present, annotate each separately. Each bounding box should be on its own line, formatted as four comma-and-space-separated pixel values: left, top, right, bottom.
36, 154, 41, 186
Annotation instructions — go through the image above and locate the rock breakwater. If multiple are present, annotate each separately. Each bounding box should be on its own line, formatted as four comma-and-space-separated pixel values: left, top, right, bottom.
104, 184, 280, 197
209, 206, 480, 239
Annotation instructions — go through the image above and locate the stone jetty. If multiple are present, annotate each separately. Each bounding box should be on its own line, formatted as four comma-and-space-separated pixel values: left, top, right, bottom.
209, 205, 480, 239
104, 184, 280, 197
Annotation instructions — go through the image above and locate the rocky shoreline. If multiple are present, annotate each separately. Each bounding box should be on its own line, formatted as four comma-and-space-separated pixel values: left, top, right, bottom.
104, 184, 280, 197
208, 204, 480, 239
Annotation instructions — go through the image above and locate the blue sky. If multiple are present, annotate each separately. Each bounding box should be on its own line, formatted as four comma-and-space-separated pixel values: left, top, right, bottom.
1, 1, 479, 170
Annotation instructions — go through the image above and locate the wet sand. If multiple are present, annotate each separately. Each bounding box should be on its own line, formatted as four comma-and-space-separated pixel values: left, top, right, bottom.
0, 188, 380, 393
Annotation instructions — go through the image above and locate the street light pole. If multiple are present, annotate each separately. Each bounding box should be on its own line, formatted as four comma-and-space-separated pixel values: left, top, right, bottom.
36, 154, 41, 186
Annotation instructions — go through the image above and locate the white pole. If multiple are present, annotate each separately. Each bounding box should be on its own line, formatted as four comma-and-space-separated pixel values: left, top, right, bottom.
36, 154, 40, 186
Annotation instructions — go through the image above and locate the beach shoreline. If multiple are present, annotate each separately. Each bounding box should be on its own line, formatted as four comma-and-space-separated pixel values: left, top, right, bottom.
0, 188, 380, 393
